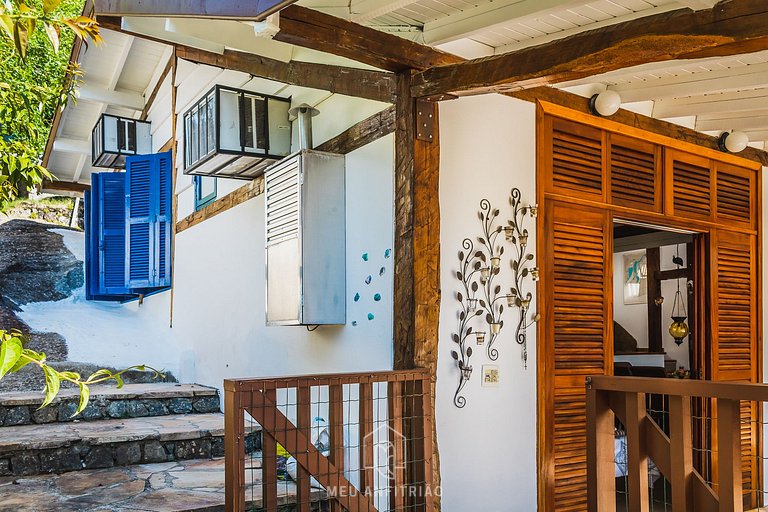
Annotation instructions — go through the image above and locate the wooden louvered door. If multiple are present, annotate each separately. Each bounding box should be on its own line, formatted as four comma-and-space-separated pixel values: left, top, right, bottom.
544, 116, 605, 202
666, 149, 714, 221
541, 201, 612, 512
607, 133, 661, 212
710, 228, 760, 506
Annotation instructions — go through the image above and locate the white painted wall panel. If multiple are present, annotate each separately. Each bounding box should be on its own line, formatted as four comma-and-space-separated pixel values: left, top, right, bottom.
437, 94, 537, 511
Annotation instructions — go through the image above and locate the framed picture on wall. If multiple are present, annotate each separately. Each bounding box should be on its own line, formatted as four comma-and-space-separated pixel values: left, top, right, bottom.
623, 251, 648, 305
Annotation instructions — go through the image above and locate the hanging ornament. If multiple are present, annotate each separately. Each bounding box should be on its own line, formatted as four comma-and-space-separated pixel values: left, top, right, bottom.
668, 246, 689, 346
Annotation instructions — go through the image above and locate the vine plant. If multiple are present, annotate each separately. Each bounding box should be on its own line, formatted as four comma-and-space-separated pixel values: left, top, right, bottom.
0, 329, 162, 416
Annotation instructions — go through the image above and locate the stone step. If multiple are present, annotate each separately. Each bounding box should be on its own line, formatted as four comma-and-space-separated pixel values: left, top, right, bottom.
0, 359, 179, 394
0, 457, 329, 512
0, 413, 261, 477
0, 383, 220, 426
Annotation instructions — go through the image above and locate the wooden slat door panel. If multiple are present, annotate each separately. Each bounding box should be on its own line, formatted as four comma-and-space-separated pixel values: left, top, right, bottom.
716, 163, 756, 230
607, 133, 661, 213
542, 201, 612, 512
665, 149, 714, 221
543, 117, 605, 202
710, 228, 759, 506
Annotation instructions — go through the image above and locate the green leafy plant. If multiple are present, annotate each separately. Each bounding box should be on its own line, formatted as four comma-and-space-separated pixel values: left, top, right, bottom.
0, 329, 163, 415
0, 0, 97, 208
0, 0, 101, 61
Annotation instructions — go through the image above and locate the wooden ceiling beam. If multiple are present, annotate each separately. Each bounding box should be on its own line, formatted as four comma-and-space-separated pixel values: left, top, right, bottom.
411, 0, 768, 98
176, 46, 396, 103
274, 5, 464, 72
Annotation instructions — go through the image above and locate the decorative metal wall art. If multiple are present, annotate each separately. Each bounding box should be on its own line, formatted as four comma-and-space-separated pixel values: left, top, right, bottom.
451, 189, 539, 408
505, 188, 540, 369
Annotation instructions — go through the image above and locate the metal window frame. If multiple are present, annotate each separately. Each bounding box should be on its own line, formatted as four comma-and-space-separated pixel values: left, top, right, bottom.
183, 84, 289, 174
91, 113, 149, 168
194, 175, 217, 211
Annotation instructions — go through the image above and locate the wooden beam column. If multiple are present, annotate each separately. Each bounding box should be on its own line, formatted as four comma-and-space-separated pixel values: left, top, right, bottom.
393, 70, 442, 509
394, 72, 416, 372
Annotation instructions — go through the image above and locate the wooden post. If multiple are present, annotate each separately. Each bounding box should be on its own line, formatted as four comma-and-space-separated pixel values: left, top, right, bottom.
669, 395, 694, 512
716, 399, 743, 512
646, 247, 662, 353
586, 385, 616, 512
262, 386, 278, 512
420, 376, 435, 512
328, 383, 344, 512
388, 380, 406, 511
625, 392, 650, 512
359, 382, 375, 500
224, 383, 246, 512
393, 72, 416, 372
297, 384, 312, 511
393, 71, 443, 511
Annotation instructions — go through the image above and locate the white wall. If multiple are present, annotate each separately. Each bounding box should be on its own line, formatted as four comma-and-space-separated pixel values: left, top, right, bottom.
437, 94, 538, 511
20, 59, 395, 388
172, 133, 395, 387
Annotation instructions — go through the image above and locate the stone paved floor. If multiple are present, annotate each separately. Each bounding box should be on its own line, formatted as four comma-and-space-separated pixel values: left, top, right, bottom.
0, 457, 314, 511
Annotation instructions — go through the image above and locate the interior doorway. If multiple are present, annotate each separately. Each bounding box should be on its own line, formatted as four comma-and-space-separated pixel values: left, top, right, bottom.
611, 219, 709, 510
611, 219, 701, 381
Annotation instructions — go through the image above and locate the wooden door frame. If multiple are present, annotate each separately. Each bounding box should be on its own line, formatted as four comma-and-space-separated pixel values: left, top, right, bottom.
535, 101, 763, 510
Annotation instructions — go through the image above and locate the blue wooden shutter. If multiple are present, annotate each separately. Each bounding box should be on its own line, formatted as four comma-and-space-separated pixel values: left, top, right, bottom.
98, 172, 131, 296
84, 176, 99, 300
126, 151, 172, 290
156, 151, 173, 288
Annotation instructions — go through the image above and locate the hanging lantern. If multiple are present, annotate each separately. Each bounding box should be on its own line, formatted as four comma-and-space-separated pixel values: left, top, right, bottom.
669, 250, 689, 345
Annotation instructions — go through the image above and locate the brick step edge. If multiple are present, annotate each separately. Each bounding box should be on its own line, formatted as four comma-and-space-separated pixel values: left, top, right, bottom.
0, 431, 261, 477
0, 394, 221, 427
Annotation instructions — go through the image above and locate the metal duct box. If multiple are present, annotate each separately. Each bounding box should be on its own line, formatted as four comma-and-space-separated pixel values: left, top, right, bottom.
265, 150, 346, 326
91, 114, 152, 169
182, 85, 291, 180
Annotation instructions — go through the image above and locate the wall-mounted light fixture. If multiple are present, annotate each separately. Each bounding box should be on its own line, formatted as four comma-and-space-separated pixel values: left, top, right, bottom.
589, 90, 621, 117
718, 130, 749, 153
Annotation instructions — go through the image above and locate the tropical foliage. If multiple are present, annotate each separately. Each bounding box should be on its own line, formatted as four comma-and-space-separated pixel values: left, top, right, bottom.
0, 330, 162, 415
0, 0, 99, 207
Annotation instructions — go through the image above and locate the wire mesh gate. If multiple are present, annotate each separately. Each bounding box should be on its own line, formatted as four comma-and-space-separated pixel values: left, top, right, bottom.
225, 369, 434, 512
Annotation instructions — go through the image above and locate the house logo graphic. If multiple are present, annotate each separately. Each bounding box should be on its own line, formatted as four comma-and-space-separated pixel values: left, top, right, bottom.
363, 423, 407, 481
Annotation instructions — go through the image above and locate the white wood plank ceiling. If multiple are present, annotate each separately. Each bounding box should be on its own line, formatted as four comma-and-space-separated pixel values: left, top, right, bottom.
299, 0, 767, 150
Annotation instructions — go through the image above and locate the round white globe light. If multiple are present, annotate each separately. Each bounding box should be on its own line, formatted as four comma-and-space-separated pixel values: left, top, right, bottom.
723, 131, 749, 153
591, 90, 621, 116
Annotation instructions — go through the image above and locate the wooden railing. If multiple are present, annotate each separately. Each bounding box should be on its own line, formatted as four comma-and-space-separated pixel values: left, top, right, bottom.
586, 375, 765, 512
224, 369, 434, 512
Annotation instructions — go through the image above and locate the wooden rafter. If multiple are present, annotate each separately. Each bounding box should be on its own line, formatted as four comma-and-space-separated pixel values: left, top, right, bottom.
175, 46, 396, 104
411, 0, 768, 97
315, 106, 396, 154
41, 180, 90, 194
275, 5, 463, 72
94, 0, 295, 21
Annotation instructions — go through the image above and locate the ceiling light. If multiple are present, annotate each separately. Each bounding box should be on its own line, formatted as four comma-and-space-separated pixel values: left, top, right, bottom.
589, 90, 621, 117
718, 130, 749, 153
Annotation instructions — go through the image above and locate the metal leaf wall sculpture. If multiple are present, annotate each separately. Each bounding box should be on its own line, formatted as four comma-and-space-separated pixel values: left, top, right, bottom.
451, 189, 539, 408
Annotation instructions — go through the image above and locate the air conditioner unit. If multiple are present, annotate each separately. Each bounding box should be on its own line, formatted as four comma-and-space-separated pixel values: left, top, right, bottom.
91, 114, 152, 169
182, 85, 292, 180
265, 149, 346, 326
